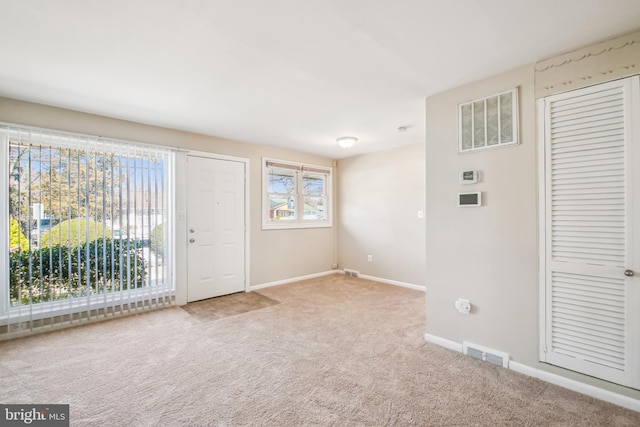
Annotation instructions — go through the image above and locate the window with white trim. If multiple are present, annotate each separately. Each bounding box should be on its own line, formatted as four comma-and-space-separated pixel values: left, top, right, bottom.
1, 124, 174, 335
458, 88, 519, 152
262, 158, 332, 229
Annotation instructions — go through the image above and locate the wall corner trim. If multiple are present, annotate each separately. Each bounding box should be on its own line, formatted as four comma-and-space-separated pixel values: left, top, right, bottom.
424, 334, 640, 412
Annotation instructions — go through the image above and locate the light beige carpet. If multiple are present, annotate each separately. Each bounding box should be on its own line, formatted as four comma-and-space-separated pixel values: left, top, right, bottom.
1, 275, 639, 426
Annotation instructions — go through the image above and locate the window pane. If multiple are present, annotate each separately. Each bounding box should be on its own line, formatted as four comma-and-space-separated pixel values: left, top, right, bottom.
500, 92, 513, 143
302, 172, 325, 196
486, 95, 499, 146
473, 100, 486, 148
262, 158, 332, 229
268, 167, 296, 194
6, 134, 171, 307
269, 195, 296, 221
304, 197, 326, 220
460, 104, 472, 151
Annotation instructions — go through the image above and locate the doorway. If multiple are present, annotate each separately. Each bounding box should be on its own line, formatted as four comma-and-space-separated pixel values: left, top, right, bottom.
187, 154, 247, 302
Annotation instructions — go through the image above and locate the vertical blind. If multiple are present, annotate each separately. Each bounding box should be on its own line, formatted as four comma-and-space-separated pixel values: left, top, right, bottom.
2, 124, 174, 338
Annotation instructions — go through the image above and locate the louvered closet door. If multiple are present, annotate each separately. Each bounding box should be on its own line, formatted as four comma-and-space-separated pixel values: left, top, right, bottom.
542, 76, 639, 388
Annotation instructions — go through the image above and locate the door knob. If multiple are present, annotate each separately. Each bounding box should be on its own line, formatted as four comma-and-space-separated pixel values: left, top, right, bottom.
190, 228, 195, 233
624, 270, 634, 277
189, 238, 195, 243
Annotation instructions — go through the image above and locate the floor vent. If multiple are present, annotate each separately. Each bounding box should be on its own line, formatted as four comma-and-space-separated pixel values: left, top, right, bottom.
463, 342, 509, 368
344, 269, 359, 277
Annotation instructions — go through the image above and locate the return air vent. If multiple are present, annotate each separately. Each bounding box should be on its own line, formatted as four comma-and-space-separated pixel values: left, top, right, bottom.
463, 342, 509, 368
344, 269, 359, 277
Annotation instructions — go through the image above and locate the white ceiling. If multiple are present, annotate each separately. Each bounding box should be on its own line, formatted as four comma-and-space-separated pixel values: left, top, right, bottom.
1, 1, 639, 159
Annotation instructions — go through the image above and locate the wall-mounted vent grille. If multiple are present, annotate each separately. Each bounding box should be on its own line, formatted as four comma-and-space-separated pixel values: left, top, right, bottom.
344, 269, 359, 277
463, 342, 509, 368
458, 88, 519, 152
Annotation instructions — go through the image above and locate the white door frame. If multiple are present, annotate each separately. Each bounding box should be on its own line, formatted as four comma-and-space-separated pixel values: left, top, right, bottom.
186, 150, 250, 296
537, 97, 548, 363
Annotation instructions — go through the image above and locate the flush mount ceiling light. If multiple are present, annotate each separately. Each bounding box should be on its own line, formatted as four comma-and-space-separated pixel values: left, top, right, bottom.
336, 136, 358, 148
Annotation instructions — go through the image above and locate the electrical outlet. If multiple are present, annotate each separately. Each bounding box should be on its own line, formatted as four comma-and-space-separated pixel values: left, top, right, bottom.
455, 298, 471, 314
367, 255, 373, 262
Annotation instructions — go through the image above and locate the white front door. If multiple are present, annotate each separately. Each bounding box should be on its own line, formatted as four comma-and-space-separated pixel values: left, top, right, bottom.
540, 76, 640, 388
187, 155, 246, 302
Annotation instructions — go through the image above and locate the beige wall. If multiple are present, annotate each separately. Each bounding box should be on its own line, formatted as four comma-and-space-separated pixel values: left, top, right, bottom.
0, 97, 336, 289
338, 143, 425, 287
425, 59, 640, 399
425, 65, 538, 362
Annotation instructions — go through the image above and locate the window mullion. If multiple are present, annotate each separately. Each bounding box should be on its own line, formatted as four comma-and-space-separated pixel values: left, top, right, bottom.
0, 133, 8, 315
297, 170, 303, 222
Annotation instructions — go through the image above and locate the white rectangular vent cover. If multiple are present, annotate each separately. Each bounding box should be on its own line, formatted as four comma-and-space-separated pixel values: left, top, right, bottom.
463, 342, 510, 368
344, 269, 359, 277
458, 88, 519, 152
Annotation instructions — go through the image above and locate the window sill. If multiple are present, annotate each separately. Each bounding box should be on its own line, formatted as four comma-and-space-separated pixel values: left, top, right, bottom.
262, 221, 333, 230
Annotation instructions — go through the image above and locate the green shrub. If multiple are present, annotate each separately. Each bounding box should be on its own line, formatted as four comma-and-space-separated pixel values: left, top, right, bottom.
150, 223, 164, 259
9, 238, 146, 305
40, 218, 109, 248
9, 217, 29, 251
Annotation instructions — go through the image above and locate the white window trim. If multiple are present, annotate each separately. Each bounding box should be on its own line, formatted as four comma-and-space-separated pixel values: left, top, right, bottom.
458, 87, 519, 153
262, 157, 333, 230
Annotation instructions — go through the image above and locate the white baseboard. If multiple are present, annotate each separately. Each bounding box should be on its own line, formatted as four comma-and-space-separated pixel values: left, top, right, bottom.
424, 334, 640, 412
508, 361, 538, 378
250, 271, 425, 292
424, 333, 463, 352
250, 270, 338, 291
509, 362, 640, 412
358, 274, 425, 292
509, 362, 640, 413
